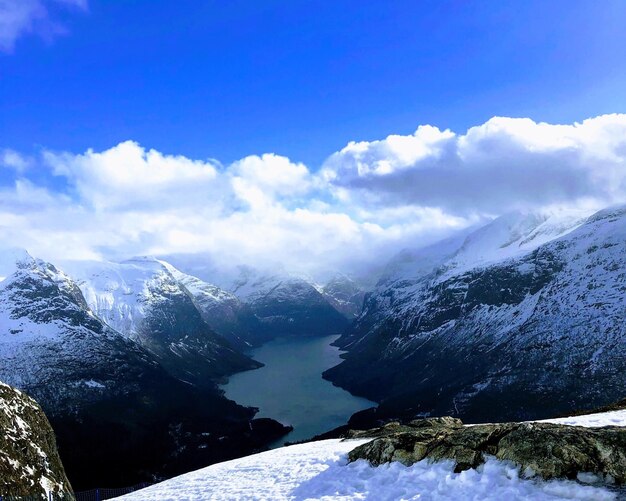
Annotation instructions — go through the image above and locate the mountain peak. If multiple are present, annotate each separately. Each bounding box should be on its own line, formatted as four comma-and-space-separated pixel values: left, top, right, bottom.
0, 247, 34, 281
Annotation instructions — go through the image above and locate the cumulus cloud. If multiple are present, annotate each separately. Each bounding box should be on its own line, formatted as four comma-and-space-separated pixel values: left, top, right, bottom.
0, 0, 86, 52
46, 140, 222, 211
229, 154, 314, 210
322, 114, 626, 215
1, 114, 625, 275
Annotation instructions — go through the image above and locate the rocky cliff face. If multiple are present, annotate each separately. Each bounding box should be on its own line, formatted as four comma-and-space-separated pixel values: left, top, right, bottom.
162, 263, 263, 351
320, 274, 366, 319
63, 257, 260, 386
325, 207, 626, 423
152, 258, 352, 341
0, 381, 72, 500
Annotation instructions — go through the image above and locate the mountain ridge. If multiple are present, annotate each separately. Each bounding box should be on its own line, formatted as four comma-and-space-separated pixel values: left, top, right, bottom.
324, 205, 626, 423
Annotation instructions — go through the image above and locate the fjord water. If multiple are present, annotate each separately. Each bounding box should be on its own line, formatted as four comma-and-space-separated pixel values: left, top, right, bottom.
222, 335, 375, 446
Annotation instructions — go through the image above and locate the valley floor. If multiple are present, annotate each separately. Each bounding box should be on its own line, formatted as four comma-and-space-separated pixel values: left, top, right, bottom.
115, 410, 626, 501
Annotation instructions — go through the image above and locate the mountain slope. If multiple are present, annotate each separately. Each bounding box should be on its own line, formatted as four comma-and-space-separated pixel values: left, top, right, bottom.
320, 274, 366, 319
0, 252, 289, 489
228, 267, 350, 338
160, 262, 263, 350
325, 207, 626, 423
0, 253, 159, 413
62, 257, 260, 385
156, 257, 352, 340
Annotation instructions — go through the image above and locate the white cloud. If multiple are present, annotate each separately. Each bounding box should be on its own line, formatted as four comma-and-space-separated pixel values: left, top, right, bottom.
323, 125, 455, 178
229, 153, 314, 211
46, 140, 222, 211
322, 114, 626, 215
231, 154, 312, 197
1, 114, 626, 275
0, 0, 86, 52
1, 149, 31, 173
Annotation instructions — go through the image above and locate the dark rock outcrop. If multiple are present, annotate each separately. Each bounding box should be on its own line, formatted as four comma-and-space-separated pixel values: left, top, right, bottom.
0, 381, 73, 500
348, 417, 626, 484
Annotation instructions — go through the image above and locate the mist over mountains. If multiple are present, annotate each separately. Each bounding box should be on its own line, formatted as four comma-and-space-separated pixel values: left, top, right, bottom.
2, 114, 626, 279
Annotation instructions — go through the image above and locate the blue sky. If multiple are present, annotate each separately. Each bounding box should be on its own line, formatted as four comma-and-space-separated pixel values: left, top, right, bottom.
2, 0, 625, 168
1, 0, 626, 272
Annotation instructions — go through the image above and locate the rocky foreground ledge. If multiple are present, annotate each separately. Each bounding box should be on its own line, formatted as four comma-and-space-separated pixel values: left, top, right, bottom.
0, 381, 73, 499
347, 416, 626, 484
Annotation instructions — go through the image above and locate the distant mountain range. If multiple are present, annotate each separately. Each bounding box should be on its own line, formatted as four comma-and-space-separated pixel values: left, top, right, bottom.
62, 257, 261, 382
325, 205, 626, 424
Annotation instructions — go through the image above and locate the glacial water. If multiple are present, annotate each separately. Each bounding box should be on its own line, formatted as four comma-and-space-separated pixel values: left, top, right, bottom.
222, 335, 376, 446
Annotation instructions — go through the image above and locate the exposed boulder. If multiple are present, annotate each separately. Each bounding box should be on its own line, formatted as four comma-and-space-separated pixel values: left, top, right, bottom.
348, 417, 626, 484
0, 381, 73, 499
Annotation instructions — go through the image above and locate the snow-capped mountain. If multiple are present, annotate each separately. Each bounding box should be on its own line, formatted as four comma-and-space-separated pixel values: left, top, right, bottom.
160, 262, 263, 350
0, 251, 289, 489
226, 266, 350, 338
324, 206, 626, 423
320, 274, 367, 319
377, 208, 588, 287
0, 251, 161, 413
62, 257, 260, 385
160, 256, 355, 338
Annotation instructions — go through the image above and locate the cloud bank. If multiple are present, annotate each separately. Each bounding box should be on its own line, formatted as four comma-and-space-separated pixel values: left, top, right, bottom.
322, 115, 626, 214
0, 0, 86, 52
1, 114, 626, 275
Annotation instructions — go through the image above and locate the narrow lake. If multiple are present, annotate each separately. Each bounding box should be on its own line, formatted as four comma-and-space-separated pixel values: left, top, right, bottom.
222, 335, 376, 446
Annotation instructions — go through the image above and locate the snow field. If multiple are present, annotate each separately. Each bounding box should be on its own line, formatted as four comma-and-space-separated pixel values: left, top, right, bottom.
539, 409, 626, 428
115, 406, 626, 501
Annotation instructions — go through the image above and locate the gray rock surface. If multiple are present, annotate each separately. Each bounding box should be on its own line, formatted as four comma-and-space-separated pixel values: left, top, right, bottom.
348, 417, 626, 483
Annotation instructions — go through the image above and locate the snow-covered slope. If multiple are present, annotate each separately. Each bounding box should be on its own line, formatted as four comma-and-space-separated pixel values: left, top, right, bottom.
158, 257, 354, 338
378, 208, 588, 288
320, 274, 367, 319
224, 266, 350, 338
539, 409, 626, 428
160, 262, 263, 350
0, 251, 162, 412
325, 206, 626, 422
62, 256, 260, 384
0, 248, 33, 283
437, 208, 588, 279
116, 409, 626, 501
